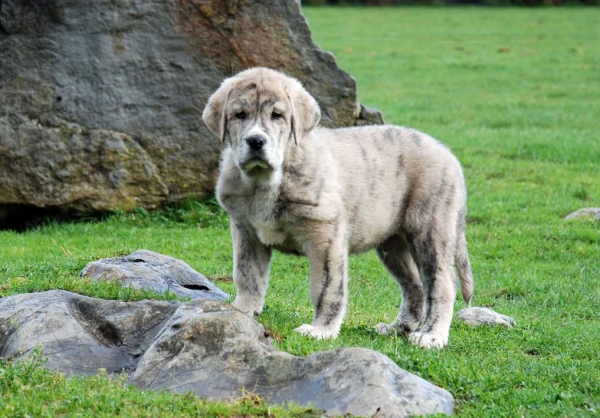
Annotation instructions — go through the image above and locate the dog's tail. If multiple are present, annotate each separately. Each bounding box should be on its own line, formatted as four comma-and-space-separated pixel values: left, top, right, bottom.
455, 207, 474, 306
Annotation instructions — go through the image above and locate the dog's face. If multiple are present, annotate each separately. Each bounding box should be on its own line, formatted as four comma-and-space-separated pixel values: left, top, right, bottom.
203, 68, 321, 182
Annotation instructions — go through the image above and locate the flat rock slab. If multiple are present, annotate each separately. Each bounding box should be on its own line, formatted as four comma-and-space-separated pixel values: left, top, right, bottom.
564, 208, 600, 220
0, 290, 178, 375
0, 291, 453, 417
80, 250, 229, 300
457, 307, 516, 328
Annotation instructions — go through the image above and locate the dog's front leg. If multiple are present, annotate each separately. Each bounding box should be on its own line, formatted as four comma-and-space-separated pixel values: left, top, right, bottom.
230, 221, 272, 317
294, 223, 348, 340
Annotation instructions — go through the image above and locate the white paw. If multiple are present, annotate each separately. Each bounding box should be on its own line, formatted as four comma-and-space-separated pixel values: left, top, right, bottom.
232, 296, 263, 317
293, 324, 339, 340
374, 322, 399, 336
375, 322, 414, 336
408, 331, 448, 349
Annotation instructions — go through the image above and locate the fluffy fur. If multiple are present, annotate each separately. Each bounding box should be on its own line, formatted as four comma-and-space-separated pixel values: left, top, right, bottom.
203, 67, 474, 348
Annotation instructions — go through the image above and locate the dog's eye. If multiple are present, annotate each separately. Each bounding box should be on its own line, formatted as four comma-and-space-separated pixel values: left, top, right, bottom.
234, 111, 247, 120
271, 111, 283, 120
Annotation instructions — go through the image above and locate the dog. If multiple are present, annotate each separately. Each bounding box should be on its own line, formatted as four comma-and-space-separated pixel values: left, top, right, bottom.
202, 67, 473, 348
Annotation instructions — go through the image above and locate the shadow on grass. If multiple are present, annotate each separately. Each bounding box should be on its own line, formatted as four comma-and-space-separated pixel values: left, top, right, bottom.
0, 198, 229, 233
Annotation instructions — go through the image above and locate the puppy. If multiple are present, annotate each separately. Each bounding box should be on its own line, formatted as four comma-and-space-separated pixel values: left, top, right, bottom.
203, 67, 473, 348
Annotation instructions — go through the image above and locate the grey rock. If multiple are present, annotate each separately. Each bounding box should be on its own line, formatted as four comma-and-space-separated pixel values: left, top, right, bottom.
80, 250, 229, 301
0, 117, 170, 214
0, 291, 452, 417
357, 103, 386, 126
130, 298, 454, 417
0, 0, 383, 226
457, 307, 516, 328
0, 290, 178, 375
564, 208, 600, 220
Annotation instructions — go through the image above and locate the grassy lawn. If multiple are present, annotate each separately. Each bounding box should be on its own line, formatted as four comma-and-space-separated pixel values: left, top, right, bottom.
1, 7, 599, 417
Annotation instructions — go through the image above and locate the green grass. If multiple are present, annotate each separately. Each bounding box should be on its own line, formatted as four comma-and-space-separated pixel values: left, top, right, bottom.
1, 7, 599, 417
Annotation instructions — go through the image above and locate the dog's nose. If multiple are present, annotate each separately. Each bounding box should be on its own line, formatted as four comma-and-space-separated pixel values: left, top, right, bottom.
246, 136, 265, 151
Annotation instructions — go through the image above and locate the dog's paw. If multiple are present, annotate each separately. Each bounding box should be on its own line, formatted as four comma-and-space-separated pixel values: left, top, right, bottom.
374, 322, 396, 336
374, 322, 402, 336
408, 331, 448, 349
293, 324, 339, 340
375, 322, 414, 336
232, 296, 263, 317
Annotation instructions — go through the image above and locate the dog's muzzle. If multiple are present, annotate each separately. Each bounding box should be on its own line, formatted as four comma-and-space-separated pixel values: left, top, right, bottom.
240, 135, 272, 172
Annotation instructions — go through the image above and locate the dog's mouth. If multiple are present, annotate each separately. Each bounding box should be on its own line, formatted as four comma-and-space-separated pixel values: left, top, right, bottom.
240, 155, 273, 173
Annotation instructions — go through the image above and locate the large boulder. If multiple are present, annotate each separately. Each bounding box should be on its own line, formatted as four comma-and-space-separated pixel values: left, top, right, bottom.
0, 290, 453, 417
0, 0, 383, 227
130, 297, 454, 417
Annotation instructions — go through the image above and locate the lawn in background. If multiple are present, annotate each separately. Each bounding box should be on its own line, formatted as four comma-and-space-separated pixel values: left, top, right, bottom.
1, 7, 599, 417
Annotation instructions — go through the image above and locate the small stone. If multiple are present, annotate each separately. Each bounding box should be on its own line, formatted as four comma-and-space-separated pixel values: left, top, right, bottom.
80, 250, 229, 301
564, 208, 600, 220
457, 307, 516, 328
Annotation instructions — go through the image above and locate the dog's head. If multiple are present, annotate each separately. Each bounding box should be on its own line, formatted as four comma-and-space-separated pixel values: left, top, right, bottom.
203, 68, 320, 181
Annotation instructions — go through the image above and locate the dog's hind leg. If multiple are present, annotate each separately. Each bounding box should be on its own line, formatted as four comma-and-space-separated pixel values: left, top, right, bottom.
406, 225, 458, 349
374, 233, 425, 336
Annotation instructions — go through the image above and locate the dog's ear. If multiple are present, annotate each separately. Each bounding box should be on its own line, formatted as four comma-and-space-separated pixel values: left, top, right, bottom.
203, 78, 234, 143
288, 80, 321, 145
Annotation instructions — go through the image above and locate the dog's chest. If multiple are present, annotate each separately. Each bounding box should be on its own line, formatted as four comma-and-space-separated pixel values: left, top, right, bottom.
250, 219, 288, 246
244, 198, 293, 247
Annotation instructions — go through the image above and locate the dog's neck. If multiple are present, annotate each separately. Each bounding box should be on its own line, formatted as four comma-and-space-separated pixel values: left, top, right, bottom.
240, 166, 282, 193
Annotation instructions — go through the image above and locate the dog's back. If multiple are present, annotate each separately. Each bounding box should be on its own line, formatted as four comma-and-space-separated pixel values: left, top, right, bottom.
309, 125, 466, 254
